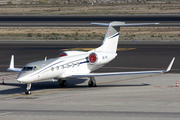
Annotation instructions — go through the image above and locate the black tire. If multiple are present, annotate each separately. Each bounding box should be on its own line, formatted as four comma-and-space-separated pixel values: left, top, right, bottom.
88, 81, 93, 87
25, 90, 31, 95
62, 80, 67, 87
88, 80, 97, 87
60, 80, 67, 87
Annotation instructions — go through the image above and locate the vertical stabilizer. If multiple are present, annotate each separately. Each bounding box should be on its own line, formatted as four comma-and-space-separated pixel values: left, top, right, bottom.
93, 21, 125, 53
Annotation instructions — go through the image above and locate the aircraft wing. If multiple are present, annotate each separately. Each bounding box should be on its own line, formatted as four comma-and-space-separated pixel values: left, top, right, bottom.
67, 57, 175, 78
7, 55, 22, 72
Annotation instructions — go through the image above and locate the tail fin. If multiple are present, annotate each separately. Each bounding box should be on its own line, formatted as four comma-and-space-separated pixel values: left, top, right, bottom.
91, 21, 159, 53
92, 21, 124, 53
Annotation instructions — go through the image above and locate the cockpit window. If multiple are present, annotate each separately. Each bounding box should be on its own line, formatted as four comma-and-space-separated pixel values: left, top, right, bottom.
22, 67, 26, 71
26, 67, 33, 71
22, 66, 37, 71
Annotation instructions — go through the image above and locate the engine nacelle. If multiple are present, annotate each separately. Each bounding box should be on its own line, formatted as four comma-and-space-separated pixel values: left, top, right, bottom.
59, 51, 87, 57
88, 52, 117, 65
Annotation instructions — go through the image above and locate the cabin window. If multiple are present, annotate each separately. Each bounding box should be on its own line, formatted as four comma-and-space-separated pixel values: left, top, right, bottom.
61, 65, 64, 69
56, 66, 59, 70
51, 67, 54, 71
71, 63, 74, 67
66, 64, 69, 68
77, 62, 80, 67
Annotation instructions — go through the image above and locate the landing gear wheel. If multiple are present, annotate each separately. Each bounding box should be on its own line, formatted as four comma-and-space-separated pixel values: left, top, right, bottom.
88, 80, 93, 87
25, 83, 32, 95
59, 80, 67, 87
88, 80, 96, 87
25, 90, 31, 95
88, 77, 97, 87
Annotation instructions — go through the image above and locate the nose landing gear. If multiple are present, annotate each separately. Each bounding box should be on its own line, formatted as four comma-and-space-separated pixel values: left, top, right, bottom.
25, 83, 31, 95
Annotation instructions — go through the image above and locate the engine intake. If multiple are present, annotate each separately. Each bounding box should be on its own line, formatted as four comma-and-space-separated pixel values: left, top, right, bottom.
59, 53, 67, 57
59, 51, 87, 57
88, 53, 98, 63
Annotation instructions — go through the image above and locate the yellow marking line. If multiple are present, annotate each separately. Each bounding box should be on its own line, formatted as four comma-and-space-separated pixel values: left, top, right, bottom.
61, 48, 136, 51
0, 88, 68, 100
0, 94, 34, 100
17, 97, 36, 99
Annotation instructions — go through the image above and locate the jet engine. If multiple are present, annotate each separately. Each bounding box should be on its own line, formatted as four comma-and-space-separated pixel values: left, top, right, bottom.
88, 53, 98, 63
88, 52, 117, 65
59, 51, 87, 57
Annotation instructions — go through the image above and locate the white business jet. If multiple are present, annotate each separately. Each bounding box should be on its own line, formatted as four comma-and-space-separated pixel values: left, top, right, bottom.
7, 21, 175, 95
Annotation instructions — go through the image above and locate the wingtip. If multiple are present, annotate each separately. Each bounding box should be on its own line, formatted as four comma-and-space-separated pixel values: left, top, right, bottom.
166, 57, 175, 72
9, 55, 14, 69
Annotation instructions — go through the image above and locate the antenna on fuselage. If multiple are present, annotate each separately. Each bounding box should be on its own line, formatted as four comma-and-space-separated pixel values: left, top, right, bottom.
45, 56, 47, 61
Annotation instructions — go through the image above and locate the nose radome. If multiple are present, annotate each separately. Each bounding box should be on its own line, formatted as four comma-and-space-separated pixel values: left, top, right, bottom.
17, 77, 24, 83
17, 75, 27, 83
17, 72, 30, 83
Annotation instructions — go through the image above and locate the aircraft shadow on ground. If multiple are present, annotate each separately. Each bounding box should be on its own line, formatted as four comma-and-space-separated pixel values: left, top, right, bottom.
0, 78, 150, 95
0, 78, 88, 94
96, 83, 150, 87
74, 83, 151, 88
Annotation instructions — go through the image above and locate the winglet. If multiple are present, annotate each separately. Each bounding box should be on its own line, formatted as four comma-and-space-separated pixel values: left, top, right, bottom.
9, 55, 14, 69
7, 55, 22, 72
165, 57, 175, 72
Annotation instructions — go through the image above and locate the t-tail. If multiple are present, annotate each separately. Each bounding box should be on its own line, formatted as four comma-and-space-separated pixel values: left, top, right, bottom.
91, 21, 159, 53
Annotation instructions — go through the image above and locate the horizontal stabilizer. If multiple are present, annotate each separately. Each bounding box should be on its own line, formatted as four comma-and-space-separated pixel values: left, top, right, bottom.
91, 23, 110, 26
91, 22, 159, 27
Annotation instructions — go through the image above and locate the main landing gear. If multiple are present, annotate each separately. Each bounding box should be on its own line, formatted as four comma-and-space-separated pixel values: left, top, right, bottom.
59, 80, 67, 87
58, 77, 96, 88
88, 77, 97, 87
25, 83, 31, 95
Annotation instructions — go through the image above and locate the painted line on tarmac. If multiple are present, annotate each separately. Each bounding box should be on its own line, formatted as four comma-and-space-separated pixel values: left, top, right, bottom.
0, 88, 69, 100
0, 112, 12, 116
0, 73, 18, 81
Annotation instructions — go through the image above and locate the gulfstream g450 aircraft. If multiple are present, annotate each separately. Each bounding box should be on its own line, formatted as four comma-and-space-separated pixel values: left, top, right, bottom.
7, 21, 175, 95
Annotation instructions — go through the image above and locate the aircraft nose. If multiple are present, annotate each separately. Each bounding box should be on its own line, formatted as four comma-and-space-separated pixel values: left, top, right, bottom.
17, 73, 28, 83
17, 77, 24, 83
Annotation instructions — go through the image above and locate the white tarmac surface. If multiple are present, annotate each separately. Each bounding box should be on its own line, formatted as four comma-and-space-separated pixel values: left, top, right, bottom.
0, 72, 180, 120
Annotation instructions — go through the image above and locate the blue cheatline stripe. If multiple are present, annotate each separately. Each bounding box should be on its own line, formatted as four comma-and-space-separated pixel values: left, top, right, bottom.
109, 33, 119, 39
30, 60, 64, 77
30, 60, 89, 77
66, 61, 88, 67
80, 61, 88, 64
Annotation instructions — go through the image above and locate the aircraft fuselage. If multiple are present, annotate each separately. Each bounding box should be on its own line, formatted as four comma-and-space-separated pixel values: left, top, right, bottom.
17, 52, 117, 83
